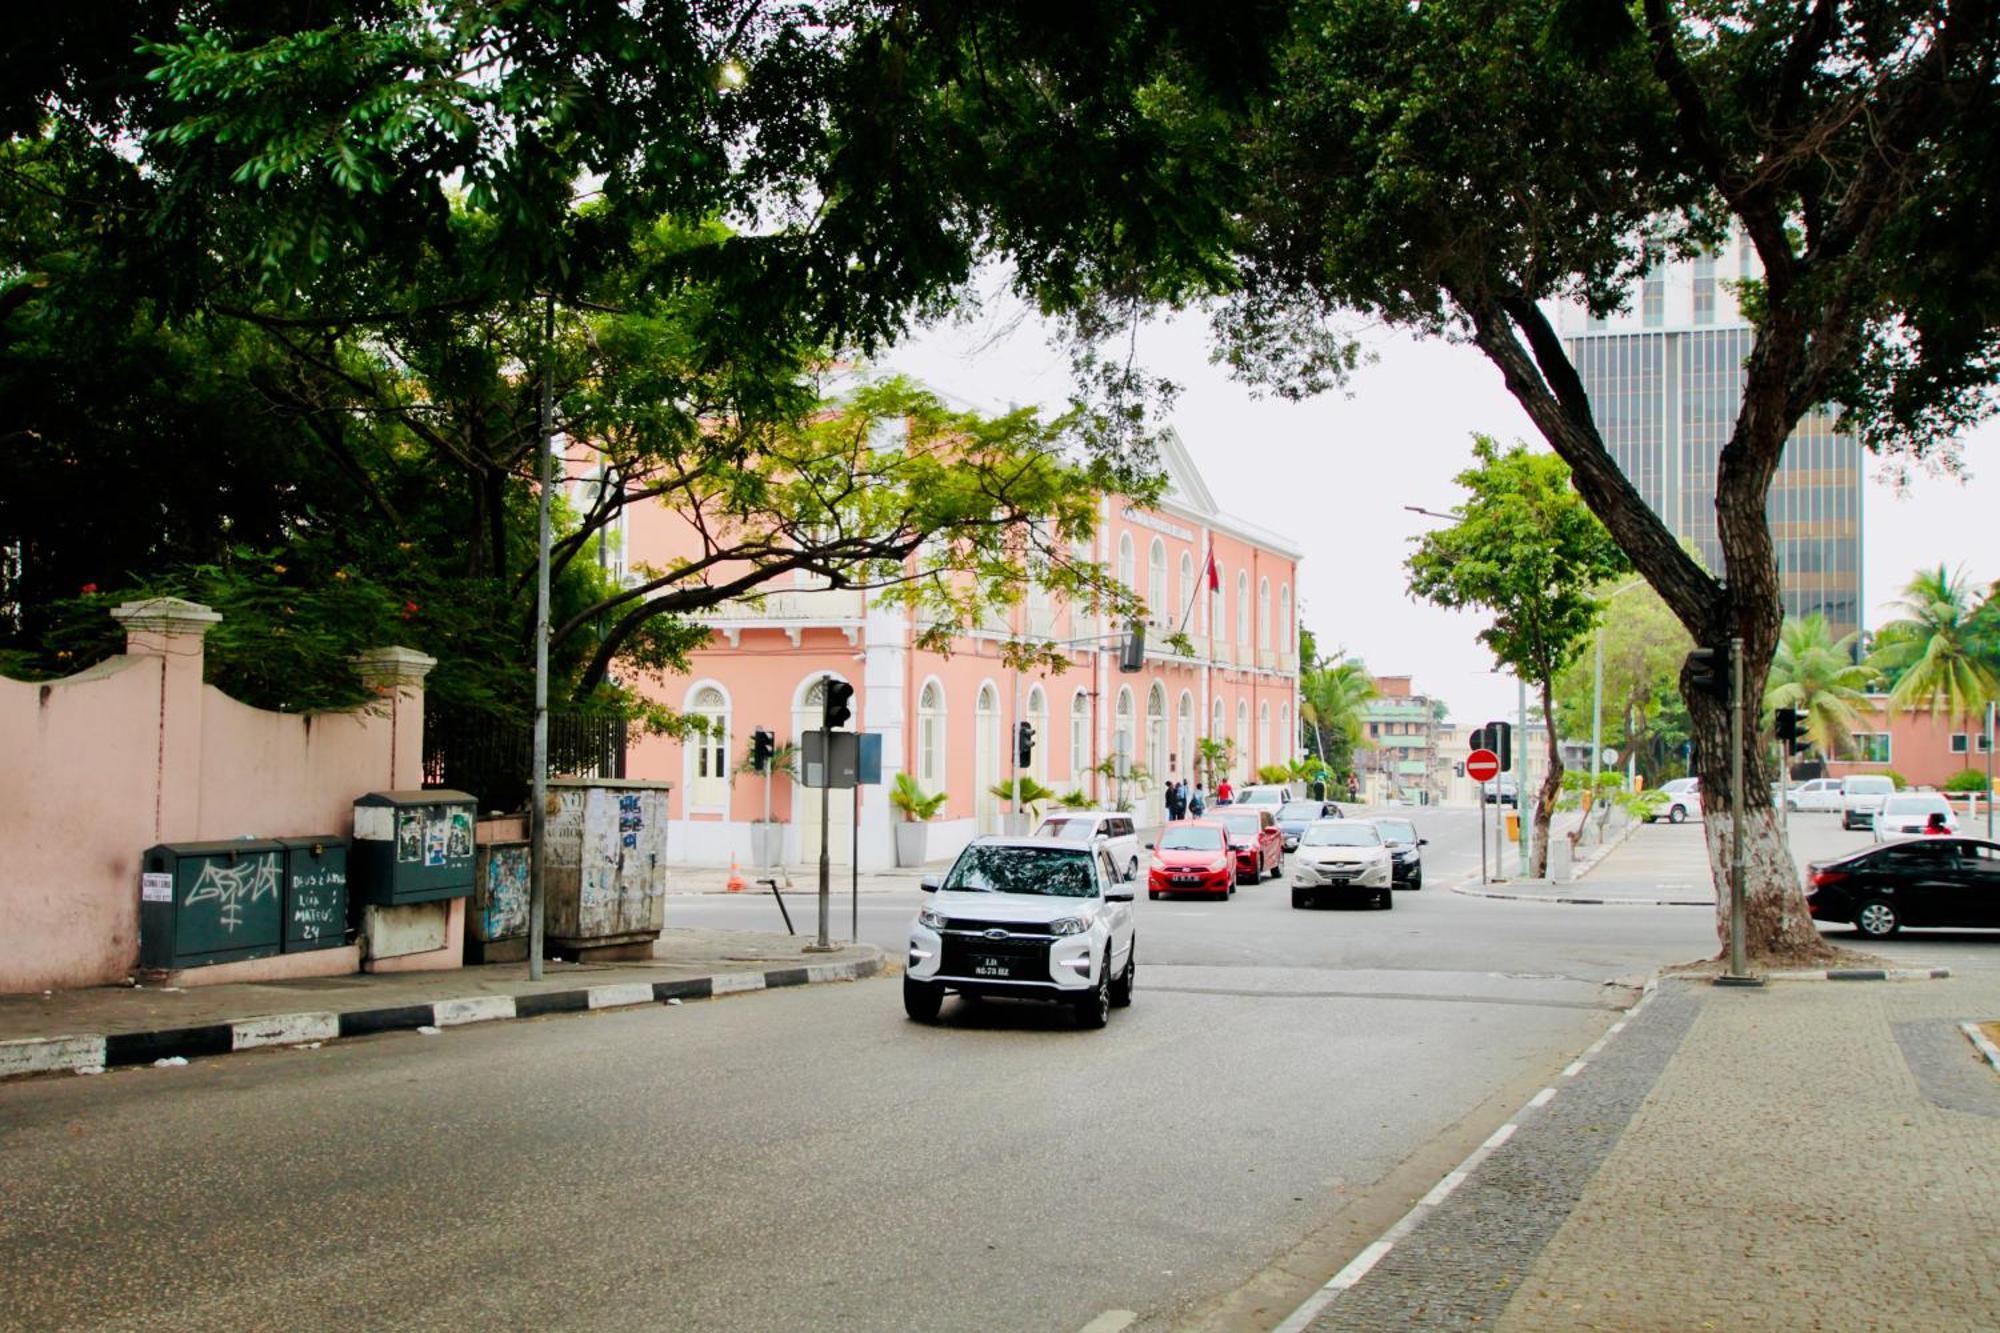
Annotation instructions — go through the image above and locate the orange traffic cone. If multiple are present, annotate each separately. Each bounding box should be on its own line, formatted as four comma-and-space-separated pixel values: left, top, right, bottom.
726, 856, 745, 892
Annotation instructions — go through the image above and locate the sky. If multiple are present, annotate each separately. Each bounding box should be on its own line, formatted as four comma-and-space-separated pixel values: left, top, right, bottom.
882, 287, 1999, 727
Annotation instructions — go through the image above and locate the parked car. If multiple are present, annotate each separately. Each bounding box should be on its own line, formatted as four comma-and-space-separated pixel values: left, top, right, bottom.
1786, 777, 1844, 813
905, 837, 1136, 1027
1873, 792, 1958, 841
1236, 784, 1295, 808
1649, 777, 1702, 824
1367, 816, 1427, 889
1034, 811, 1141, 880
1274, 799, 1343, 851
1482, 776, 1519, 805
1216, 808, 1285, 883
1290, 820, 1394, 909
1144, 821, 1235, 900
1805, 837, 2000, 937
1839, 775, 1898, 831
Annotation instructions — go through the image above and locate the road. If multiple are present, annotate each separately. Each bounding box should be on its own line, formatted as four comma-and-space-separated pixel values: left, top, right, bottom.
0, 808, 1840, 1332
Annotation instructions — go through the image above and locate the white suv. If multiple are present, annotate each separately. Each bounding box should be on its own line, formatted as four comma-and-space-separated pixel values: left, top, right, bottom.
1034, 811, 1141, 880
1649, 777, 1702, 824
906, 837, 1136, 1029
1840, 775, 1897, 830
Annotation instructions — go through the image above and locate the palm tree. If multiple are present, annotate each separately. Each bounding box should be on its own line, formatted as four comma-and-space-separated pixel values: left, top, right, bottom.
1868, 565, 2000, 721
1764, 614, 1876, 761
1299, 655, 1377, 774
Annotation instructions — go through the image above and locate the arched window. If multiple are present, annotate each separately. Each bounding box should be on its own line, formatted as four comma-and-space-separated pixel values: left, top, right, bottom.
1071, 691, 1092, 786
975, 683, 1002, 834
1147, 538, 1168, 622
1236, 699, 1251, 778
917, 679, 945, 793
1146, 683, 1166, 791
1258, 701, 1272, 769
1211, 696, 1225, 742
1026, 685, 1049, 784
1115, 686, 1136, 782
1178, 552, 1194, 629
1210, 561, 1225, 642
1117, 533, 1136, 598
1236, 571, 1251, 644
1278, 584, 1293, 653
1279, 704, 1292, 764
1177, 690, 1195, 778
1258, 577, 1272, 650
688, 685, 729, 808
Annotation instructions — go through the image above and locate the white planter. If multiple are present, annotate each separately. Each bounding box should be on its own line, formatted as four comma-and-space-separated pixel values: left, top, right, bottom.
894, 822, 929, 868
750, 821, 785, 869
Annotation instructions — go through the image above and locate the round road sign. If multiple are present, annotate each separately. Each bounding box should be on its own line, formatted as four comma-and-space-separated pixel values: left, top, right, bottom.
1466, 748, 1502, 783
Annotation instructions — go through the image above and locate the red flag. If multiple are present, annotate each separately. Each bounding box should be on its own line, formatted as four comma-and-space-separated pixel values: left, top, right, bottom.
1206, 547, 1219, 592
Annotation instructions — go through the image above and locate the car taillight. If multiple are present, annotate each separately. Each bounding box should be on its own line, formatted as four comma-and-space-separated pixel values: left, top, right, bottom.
1807, 868, 1847, 893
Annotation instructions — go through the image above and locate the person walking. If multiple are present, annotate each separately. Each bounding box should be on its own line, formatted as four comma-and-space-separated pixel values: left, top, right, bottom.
1189, 783, 1206, 818
1164, 779, 1186, 822
1216, 776, 1234, 806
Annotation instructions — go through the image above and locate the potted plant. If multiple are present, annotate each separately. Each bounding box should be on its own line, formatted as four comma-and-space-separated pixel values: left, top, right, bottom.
988, 775, 1058, 834
737, 737, 800, 868
889, 771, 948, 867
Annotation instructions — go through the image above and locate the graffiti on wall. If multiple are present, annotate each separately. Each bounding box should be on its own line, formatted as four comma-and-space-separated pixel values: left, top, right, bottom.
185, 853, 281, 933
480, 842, 531, 940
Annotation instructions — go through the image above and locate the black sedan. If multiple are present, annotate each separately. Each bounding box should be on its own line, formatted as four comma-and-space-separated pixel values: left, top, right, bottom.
1274, 800, 1342, 852
1806, 838, 2000, 938
1368, 815, 1427, 889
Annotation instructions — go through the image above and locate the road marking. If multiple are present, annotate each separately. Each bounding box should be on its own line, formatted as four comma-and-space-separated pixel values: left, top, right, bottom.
1562, 1059, 1587, 1077
1075, 1311, 1138, 1333
1528, 1087, 1557, 1108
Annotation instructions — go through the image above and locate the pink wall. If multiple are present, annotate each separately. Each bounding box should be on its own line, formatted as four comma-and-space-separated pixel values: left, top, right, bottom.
1821, 696, 1995, 790
0, 601, 429, 993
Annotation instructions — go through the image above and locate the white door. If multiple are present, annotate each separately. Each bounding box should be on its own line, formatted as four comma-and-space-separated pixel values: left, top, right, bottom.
975, 685, 1001, 835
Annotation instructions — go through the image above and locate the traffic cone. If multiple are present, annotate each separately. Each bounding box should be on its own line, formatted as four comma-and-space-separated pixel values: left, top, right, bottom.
726, 857, 745, 892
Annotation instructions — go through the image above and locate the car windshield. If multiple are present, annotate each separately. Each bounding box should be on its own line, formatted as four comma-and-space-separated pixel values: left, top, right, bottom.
1278, 802, 1323, 820
1159, 826, 1225, 851
1846, 779, 1893, 794
1241, 789, 1282, 803
1882, 795, 1942, 814
1303, 823, 1381, 847
1035, 818, 1097, 841
942, 845, 1099, 897
1373, 819, 1417, 841
1220, 812, 1263, 835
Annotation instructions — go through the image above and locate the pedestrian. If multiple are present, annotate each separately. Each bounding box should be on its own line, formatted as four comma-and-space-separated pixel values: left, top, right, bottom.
1164, 779, 1185, 822
1216, 776, 1233, 806
1923, 810, 1950, 835
1190, 783, 1206, 818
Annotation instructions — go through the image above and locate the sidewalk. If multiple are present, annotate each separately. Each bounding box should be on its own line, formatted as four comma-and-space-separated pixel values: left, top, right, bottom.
1285, 969, 2000, 1331
0, 927, 885, 1080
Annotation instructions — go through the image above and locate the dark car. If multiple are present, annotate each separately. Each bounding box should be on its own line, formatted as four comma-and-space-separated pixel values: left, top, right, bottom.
1368, 816, 1427, 889
1805, 838, 2000, 938
1274, 799, 1342, 851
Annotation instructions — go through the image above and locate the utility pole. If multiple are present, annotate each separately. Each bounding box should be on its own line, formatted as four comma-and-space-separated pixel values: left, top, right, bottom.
528, 292, 555, 983
1516, 678, 1529, 878
816, 696, 832, 951
1987, 700, 1995, 840
1718, 636, 1760, 986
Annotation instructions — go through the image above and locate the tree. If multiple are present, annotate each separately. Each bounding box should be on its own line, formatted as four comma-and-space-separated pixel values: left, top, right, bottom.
1764, 615, 1876, 763
1408, 438, 1628, 876
1868, 566, 2000, 722
1298, 654, 1378, 782
1552, 580, 1692, 786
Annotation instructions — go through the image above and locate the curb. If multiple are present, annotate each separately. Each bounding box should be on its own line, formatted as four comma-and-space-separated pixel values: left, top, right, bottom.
1961, 1021, 2000, 1073
1765, 966, 1952, 982
0, 956, 883, 1083
1273, 975, 1662, 1333
1450, 882, 1715, 908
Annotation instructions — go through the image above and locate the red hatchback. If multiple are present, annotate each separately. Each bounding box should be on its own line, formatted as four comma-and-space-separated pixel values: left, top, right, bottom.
1146, 821, 1236, 900
1217, 808, 1284, 883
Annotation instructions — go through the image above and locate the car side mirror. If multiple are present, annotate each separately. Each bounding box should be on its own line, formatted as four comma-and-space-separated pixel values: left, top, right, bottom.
1105, 888, 1134, 902
1419, 838, 1429, 846
920, 876, 940, 893
1144, 841, 1155, 850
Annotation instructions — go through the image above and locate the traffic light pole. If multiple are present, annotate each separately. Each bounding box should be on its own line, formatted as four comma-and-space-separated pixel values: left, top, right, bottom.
815, 711, 832, 951
1719, 635, 1759, 986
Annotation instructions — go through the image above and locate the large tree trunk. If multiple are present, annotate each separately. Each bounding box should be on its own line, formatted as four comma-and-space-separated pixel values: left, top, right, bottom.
1530, 676, 1561, 877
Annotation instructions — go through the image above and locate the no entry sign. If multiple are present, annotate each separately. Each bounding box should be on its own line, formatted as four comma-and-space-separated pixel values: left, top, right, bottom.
1466, 748, 1502, 783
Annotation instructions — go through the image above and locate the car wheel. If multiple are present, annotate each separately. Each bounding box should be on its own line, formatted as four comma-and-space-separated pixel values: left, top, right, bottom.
1127, 857, 1139, 881
1074, 952, 1111, 1029
1855, 898, 1901, 939
1379, 887, 1395, 910
1291, 888, 1309, 909
1668, 805, 1687, 824
1148, 890, 1160, 901
1110, 940, 1135, 1008
903, 977, 944, 1022
1408, 870, 1423, 890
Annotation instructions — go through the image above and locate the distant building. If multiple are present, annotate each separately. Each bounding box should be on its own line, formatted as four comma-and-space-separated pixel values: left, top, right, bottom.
1361, 676, 1447, 804
1556, 233, 1863, 641
1820, 696, 1995, 791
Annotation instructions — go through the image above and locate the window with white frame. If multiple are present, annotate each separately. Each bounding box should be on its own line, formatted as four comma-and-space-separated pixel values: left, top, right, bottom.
1117, 533, 1136, 599
1071, 691, 1092, 783
918, 680, 945, 792
1178, 552, 1194, 630
1147, 538, 1167, 624
1258, 701, 1272, 768
1177, 691, 1194, 776
1841, 733, 1892, 763
1210, 561, 1225, 640
1116, 686, 1136, 778
1278, 584, 1292, 651
1279, 704, 1291, 762
1147, 683, 1166, 787
1258, 578, 1272, 650
688, 686, 729, 808
1211, 697, 1225, 744
1950, 732, 1993, 754
1027, 685, 1048, 784
1236, 700, 1251, 776
1236, 571, 1250, 643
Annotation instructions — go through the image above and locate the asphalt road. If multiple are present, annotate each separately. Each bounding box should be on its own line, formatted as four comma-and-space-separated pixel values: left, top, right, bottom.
0, 810, 1730, 1333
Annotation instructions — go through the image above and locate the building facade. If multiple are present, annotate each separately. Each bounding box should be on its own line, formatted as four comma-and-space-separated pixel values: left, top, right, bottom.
1557, 234, 1864, 640
1820, 697, 1995, 792
618, 429, 1302, 869
1360, 676, 1447, 805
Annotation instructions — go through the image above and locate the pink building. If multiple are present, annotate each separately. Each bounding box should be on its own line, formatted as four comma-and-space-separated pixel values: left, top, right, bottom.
1820, 694, 1996, 790
616, 428, 1302, 869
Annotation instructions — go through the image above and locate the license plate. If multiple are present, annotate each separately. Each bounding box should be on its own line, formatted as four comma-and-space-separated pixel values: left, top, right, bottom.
1173, 875, 1199, 884
972, 956, 1014, 978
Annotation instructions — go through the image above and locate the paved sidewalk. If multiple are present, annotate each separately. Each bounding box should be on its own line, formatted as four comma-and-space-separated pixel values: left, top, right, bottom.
1290, 971, 2000, 1331
0, 927, 884, 1080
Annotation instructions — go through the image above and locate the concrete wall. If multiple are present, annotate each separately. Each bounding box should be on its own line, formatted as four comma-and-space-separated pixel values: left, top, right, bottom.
0, 599, 432, 993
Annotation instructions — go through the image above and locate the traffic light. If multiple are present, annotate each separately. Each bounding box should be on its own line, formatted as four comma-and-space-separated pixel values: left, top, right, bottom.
1016, 721, 1036, 767
1468, 725, 1487, 753
1484, 720, 1512, 770
1119, 622, 1146, 672
750, 728, 776, 772
822, 678, 854, 730
1774, 707, 1808, 754
1685, 645, 1731, 701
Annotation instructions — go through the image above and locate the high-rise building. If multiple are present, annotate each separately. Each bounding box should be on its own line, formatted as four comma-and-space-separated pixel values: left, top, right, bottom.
1558, 236, 1863, 640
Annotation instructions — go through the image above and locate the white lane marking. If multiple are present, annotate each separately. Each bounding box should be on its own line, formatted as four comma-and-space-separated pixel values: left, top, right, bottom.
1529, 1087, 1557, 1108
231, 1012, 338, 1050
1480, 1122, 1518, 1151
1075, 1311, 1138, 1333
1418, 1170, 1469, 1208
1562, 1059, 1587, 1078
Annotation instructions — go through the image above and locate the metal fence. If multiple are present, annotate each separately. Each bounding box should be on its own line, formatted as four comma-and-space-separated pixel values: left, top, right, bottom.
422, 708, 628, 814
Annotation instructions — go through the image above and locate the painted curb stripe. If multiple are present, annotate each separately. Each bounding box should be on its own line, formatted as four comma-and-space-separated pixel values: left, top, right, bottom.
231, 1012, 339, 1051
1961, 1021, 2000, 1073
653, 978, 713, 1003
709, 971, 768, 996
0, 1034, 107, 1079
586, 982, 656, 1010
762, 966, 812, 989
514, 990, 591, 1018
338, 1004, 437, 1038
105, 1025, 233, 1067
432, 995, 516, 1027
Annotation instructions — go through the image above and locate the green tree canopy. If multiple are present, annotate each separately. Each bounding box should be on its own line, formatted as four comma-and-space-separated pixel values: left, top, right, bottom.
1552, 578, 1693, 784
1764, 614, 1877, 762
1868, 565, 2000, 722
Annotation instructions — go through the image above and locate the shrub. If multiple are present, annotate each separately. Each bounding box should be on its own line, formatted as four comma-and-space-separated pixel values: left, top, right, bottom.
1944, 768, 1993, 794
1881, 768, 1908, 790
1256, 764, 1293, 784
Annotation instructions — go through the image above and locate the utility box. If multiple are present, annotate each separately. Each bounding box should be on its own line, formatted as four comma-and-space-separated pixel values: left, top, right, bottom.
545, 778, 669, 959
275, 836, 350, 953
139, 840, 286, 970
468, 839, 532, 964
349, 790, 477, 905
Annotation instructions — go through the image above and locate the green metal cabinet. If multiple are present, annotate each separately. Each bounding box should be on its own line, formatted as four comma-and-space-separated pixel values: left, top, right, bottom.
139, 840, 286, 969
349, 790, 477, 905
275, 836, 350, 952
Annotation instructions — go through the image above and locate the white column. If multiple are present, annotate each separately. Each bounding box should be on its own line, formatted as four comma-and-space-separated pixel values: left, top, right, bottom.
859, 602, 908, 870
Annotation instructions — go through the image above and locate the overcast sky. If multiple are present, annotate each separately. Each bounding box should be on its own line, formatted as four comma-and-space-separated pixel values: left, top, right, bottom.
882, 289, 1997, 728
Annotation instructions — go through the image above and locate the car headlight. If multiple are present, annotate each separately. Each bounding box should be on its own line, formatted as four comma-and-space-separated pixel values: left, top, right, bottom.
1048, 916, 1088, 936
917, 907, 947, 930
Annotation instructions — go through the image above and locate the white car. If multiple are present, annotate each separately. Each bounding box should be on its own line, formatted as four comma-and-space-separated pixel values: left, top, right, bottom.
905, 837, 1136, 1028
1235, 784, 1295, 808
1872, 792, 1957, 841
1840, 775, 1898, 830
1786, 778, 1844, 812
1034, 811, 1141, 881
1649, 777, 1702, 824
1290, 819, 1394, 910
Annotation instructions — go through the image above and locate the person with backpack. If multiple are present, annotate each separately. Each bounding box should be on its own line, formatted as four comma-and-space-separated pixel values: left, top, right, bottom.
1164, 779, 1186, 822
1189, 783, 1206, 818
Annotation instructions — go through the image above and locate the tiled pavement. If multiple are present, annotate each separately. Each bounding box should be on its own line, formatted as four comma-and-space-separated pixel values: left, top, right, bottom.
1299, 973, 2000, 1331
